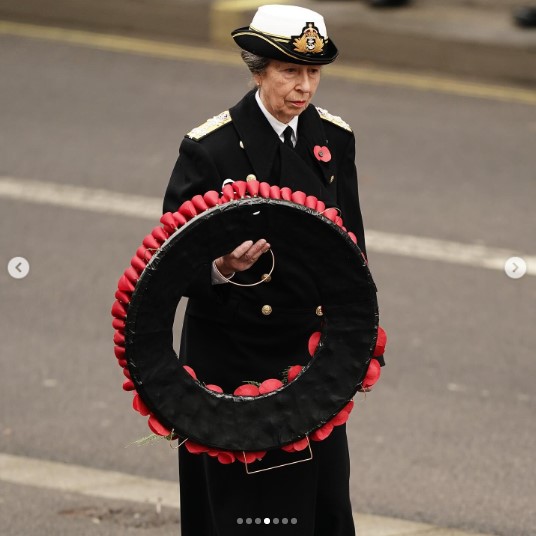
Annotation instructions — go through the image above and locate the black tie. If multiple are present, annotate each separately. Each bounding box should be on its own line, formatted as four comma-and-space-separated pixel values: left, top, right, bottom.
283, 126, 294, 149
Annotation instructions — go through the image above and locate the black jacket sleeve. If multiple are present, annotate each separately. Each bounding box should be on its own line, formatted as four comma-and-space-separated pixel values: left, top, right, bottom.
163, 137, 223, 213
337, 133, 367, 258
162, 138, 229, 301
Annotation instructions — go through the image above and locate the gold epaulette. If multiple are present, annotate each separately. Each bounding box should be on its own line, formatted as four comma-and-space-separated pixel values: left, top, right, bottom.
186, 110, 232, 141
316, 106, 352, 133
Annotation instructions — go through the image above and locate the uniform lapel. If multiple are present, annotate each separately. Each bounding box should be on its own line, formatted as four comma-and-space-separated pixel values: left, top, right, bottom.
229, 93, 335, 195
229, 90, 280, 182
296, 105, 335, 187
275, 105, 336, 197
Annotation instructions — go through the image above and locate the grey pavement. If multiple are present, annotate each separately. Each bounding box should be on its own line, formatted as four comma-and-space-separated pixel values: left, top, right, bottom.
0, 0, 535, 84
0, 453, 499, 536
0, 479, 182, 536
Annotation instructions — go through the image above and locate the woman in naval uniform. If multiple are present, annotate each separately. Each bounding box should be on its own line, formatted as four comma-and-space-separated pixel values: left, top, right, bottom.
163, 5, 379, 536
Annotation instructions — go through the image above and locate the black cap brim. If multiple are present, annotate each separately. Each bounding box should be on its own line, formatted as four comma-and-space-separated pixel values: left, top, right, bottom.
232, 27, 339, 65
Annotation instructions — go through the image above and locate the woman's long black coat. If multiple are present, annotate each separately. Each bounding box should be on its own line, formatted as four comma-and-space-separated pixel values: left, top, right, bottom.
163, 89, 367, 536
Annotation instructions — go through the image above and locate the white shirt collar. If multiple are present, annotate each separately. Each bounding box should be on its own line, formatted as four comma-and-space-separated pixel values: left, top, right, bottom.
255, 90, 298, 147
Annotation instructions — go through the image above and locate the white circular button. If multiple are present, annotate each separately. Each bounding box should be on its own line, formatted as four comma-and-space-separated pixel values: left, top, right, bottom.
7, 257, 30, 279
504, 256, 527, 279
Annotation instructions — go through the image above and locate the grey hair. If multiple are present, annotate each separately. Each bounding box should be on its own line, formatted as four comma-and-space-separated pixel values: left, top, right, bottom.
240, 50, 270, 75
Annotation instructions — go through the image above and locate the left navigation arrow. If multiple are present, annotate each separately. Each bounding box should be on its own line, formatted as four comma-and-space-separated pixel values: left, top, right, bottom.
7, 257, 30, 279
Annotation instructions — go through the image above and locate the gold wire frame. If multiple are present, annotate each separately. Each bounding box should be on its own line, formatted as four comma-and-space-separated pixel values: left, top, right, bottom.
320, 207, 341, 217
243, 437, 313, 475
219, 248, 275, 288
169, 433, 189, 450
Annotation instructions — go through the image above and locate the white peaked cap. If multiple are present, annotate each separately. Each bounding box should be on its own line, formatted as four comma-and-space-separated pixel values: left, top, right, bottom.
250, 5, 329, 39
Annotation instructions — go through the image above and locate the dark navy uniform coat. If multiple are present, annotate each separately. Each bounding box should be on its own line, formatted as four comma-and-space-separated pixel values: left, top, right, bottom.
163, 89, 367, 536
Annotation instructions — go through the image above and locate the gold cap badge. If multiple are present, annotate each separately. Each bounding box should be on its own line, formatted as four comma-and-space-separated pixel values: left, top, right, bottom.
292, 23, 324, 54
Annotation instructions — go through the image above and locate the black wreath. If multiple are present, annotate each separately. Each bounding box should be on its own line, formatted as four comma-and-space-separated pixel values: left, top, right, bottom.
116, 192, 378, 452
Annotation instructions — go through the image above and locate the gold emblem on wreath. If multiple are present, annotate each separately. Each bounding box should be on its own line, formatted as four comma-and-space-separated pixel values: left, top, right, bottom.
292, 22, 324, 54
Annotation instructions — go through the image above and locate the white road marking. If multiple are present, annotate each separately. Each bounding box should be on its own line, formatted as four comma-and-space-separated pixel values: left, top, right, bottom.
0, 453, 495, 536
0, 453, 179, 508
1, 176, 534, 277
0, 176, 161, 220
365, 230, 536, 276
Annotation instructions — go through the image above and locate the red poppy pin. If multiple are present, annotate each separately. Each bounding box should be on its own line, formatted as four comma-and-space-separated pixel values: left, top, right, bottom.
314, 145, 331, 162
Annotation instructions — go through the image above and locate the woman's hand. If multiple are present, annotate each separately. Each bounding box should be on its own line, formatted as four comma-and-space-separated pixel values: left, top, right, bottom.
214, 239, 271, 277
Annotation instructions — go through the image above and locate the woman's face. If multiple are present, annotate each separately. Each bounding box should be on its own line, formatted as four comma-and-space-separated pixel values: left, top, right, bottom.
255, 61, 321, 124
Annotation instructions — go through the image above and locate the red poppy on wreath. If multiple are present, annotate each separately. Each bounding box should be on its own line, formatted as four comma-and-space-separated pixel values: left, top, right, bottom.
314, 145, 331, 162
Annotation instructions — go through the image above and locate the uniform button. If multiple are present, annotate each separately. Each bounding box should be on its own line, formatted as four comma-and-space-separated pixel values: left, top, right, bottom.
239, 141, 245, 149
329, 175, 335, 184
261, 305, 272, 316
246, 174, 257, 182
315, 306, 323, 316
262, 273, 271, 283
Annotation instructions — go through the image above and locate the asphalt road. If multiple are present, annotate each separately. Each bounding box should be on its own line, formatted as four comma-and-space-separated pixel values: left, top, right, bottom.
1, 28, 535, 536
